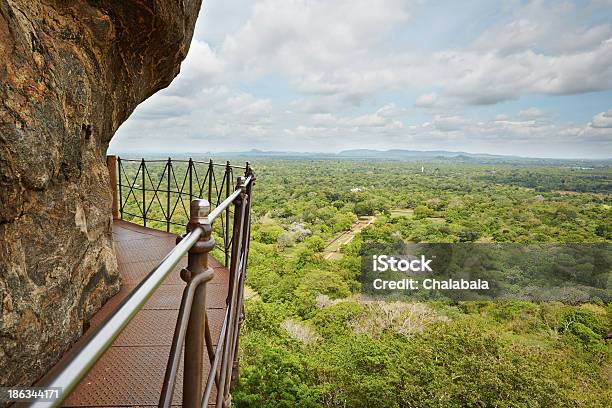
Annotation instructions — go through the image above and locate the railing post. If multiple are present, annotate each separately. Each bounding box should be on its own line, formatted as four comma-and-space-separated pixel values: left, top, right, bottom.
208, 159, 213, 204
166, 158, 172, 232
141, 158, 147, 227
230, 163, 254, 386
118, 156, 123, 219
225, 161, 231, 267
182, 199, 215, 408
217, 177, 247, 408
106, 155, 119, 220
188, 158, 193, 204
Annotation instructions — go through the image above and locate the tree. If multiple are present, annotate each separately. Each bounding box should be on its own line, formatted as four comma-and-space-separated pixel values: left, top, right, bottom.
413, 205, 433, 219
354, 200, 375, 216
305, 236, 326, 252
258, 225, 285, 244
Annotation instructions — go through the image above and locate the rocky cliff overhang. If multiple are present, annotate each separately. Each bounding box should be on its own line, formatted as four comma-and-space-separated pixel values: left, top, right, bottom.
0, 0, 202, 386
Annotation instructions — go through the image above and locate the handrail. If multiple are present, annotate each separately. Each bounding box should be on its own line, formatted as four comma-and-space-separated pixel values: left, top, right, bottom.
208, 176, 252, 222
117, 158, 247, 169
114, 157, 249, 267
30, 162, 254, 408
28, 227, 203, 408
158, 265, 215, 407
201, 248, 248, 407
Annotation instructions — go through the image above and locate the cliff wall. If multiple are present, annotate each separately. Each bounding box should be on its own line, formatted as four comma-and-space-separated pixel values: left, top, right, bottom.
0, 0, 202, 385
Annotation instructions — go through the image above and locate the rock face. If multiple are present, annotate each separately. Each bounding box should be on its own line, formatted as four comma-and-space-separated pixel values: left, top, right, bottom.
0, 0, 202, 386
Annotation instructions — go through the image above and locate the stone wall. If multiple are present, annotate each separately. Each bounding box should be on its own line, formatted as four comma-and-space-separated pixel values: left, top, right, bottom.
0, 0, 202, 386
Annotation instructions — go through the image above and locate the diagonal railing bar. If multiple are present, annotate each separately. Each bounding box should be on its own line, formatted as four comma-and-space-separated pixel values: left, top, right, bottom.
143, 160, 170, 222
118, 160, 141, 216
192, 165, 202, 198
168, 161, 190, 224
114, 158, 247, 270
190, 162, 202, 199
165, 162, 187, 223
203, 165, 212, 200
211, 165, 222, 205
172, 164, 189, 214
118, 160, 145, 218
173, 160, 192, 203
211, 167, 226, 244
193, 164, 210, 199
198, 162, 229, 256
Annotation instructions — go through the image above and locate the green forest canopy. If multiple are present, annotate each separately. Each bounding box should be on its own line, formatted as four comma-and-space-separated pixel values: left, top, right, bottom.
118, 157, 611, 407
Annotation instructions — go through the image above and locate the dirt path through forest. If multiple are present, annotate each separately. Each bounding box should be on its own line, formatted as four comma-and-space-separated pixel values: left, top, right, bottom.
323, 216, 375, 260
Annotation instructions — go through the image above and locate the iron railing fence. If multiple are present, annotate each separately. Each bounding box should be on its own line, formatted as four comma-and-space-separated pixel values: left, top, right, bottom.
114, 157, 251, 267
30, 164, 255, 408
161, 173, 254, 408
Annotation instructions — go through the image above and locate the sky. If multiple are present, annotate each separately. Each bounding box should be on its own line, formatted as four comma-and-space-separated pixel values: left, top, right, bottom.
109, 0, 612, 159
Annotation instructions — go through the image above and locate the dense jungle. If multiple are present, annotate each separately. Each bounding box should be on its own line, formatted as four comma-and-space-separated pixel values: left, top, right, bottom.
118, 156, 611, 407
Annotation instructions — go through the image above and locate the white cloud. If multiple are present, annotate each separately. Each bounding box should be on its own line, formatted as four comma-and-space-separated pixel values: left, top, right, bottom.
219, 0, 409, 78
590, 108, 612, 128
519, 107, 546, 119
376, 103, 405, 118
472, 1, 612, 55
167, 0, 612, 107
440, 42, 612, 105
309, 106, 405, 129
224, 94, 273, 117
110, 0, 612, 158
415, 93, 439, 108
432, 115, 471, 132
164, 41, 225, 96
494, 114, 510, 121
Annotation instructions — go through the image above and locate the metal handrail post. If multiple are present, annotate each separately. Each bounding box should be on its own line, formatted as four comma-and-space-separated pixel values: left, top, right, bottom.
189, 158, 193, 204
118, 156, 123, 219
216, 177, 247, 407
141, 158, 147, 227
230, 165, 254, 386
166, 158, 172, 232
183, 199, 215, 408
208, 159, 213, 204
224, 161, 231, 267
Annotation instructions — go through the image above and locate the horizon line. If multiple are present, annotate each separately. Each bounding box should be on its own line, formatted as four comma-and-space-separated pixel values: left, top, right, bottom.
107, 148, 612, 161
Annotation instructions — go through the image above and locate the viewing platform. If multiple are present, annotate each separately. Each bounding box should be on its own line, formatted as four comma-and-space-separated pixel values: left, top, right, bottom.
31, 158, 255, 408
39, 219, 229, 406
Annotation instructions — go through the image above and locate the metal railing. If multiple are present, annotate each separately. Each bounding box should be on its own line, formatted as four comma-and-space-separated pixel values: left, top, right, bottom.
30, 160, 255, 408
109, 156, 247, 267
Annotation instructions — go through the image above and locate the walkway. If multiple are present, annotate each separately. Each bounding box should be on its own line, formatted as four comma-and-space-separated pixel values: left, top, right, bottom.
40, 220, 228, 407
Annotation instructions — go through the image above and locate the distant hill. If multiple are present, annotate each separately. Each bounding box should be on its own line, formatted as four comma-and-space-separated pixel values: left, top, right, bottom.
336, 149, 511, 159
211, 148, 507, 159
112, 148, 611, 164
224, 149, 323, 157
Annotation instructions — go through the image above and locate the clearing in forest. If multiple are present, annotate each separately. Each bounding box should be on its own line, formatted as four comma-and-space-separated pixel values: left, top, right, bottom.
323, 216, 375, 260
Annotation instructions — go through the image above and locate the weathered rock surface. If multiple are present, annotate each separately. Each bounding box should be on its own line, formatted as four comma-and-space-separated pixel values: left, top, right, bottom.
0, 0, 202, 386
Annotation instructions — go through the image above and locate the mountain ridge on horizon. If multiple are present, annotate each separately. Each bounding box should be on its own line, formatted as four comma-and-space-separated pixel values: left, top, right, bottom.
110, 148, 612, 162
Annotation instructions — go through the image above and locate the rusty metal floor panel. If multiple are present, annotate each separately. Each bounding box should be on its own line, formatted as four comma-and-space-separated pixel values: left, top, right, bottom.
40, 220, 228, 407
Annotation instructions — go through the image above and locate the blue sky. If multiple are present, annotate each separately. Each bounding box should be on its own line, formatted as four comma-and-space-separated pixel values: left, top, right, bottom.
109, 0, 612, 159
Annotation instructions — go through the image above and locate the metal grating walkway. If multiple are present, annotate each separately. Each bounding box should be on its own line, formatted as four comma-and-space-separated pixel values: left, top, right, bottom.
41, 220, 228, 407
